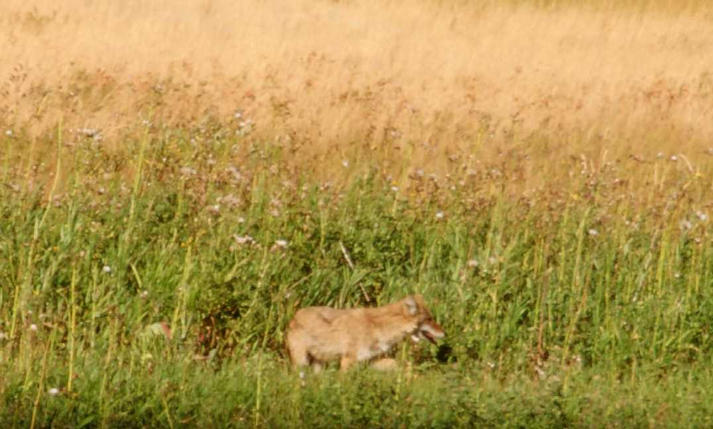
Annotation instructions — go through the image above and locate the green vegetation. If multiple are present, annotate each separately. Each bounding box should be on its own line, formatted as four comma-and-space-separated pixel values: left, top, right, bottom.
3, 0, 713, 424
2, 121, 713, 427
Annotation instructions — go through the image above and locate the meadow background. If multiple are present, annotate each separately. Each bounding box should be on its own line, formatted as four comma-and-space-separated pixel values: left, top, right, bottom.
2, 0, 713, 426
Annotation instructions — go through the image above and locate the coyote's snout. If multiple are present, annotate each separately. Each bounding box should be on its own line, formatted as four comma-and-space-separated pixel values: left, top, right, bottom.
286, 295, 445, 372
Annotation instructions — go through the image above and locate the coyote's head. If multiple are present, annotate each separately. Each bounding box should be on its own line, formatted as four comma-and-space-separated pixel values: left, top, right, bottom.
402, 294, 445, 344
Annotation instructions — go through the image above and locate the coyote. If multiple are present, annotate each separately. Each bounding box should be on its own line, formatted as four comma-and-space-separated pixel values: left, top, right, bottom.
286, 295, 445, 372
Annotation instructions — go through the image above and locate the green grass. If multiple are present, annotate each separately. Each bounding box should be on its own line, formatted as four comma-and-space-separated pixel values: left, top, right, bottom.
1, 123, 713, 426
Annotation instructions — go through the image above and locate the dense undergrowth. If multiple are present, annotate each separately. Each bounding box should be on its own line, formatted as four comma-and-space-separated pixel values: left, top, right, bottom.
1, 120, 713, 426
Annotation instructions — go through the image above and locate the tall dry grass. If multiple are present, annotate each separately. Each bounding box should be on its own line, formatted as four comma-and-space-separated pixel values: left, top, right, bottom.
2, 0, 713, 181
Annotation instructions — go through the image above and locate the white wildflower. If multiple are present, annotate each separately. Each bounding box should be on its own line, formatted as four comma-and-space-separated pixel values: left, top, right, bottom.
102, 265, 112, 273
218, 194, 241, 208
274, 239, 288, 248
180, 166, 197, 177
48, 388, 60, 396
588, 229, 599, 236
78, 127, 99, 137
29, 324, 38, 332
435, 211, 445, 220
226, 166, 242, 182
233, 235, 255, 245
238, 119, 254, 131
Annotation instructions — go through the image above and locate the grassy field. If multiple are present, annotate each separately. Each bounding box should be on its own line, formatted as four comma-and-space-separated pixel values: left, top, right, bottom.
2, 0, 713, 426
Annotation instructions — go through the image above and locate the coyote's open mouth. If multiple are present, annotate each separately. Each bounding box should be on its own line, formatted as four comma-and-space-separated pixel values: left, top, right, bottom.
412, 322, 444, 345
421, 329, 438, 344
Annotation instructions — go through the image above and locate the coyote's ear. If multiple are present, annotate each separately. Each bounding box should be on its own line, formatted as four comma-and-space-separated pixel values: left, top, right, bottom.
403, 296, 418, 315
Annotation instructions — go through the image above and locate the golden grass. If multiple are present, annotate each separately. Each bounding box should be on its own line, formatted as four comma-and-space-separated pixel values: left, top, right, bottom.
2, 0, 713, 182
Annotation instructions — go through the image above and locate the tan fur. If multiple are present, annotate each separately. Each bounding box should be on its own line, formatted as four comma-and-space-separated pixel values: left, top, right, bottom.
370, 358, 399, 371
286, 295, 444, 372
